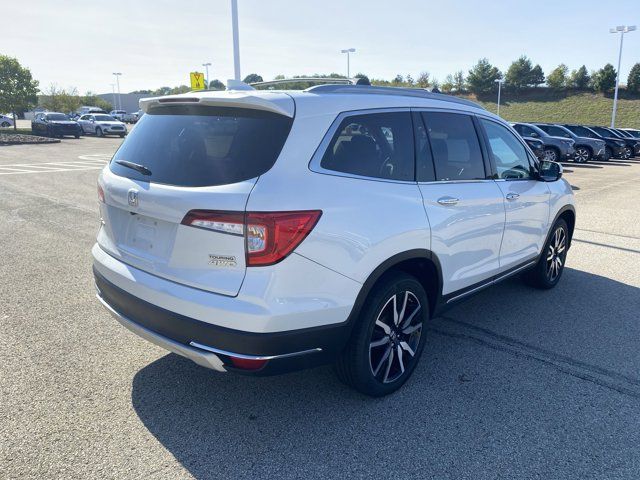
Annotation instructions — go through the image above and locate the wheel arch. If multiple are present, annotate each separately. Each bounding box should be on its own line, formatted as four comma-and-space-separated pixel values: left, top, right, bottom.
551, 205, 576, 248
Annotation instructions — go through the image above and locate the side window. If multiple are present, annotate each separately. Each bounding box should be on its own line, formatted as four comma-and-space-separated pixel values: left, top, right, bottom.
547, 126, 570, 138
421, 112, 485, 181
480, 119, 532, 180
320, 112, 414, 181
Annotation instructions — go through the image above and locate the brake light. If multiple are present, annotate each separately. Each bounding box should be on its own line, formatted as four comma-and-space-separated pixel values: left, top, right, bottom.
246, 211, 322, 266
229, 356, 268, 370
180, 210, 322, 266
97, 183, 105, 203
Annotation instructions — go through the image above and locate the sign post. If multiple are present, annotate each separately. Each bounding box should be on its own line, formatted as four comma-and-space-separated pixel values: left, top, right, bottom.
190, 72, 206, 90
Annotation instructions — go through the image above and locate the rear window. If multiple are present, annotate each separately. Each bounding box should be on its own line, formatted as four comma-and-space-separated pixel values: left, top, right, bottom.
110, 105, 293, 187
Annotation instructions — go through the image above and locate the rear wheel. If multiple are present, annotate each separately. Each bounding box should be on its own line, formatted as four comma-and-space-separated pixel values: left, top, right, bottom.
1, 121, 9, 128
604, 147, 612, 161
524, 218, 569, 289
335, 272, 429, 397
96, 127, 103, 137
574, 146, 591, 163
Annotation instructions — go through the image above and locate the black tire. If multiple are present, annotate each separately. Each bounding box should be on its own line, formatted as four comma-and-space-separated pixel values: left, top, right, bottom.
543, 147, 559, 162
604, 147, 612, 161
119, 133, 125, 138
524, 218, 569, 289
74, 135, 80, 139
621, 147, 632, 160
96, 127, 103, 137
574, 146, 591, 163
1, 121, 9, 128
335, 272, 430, 397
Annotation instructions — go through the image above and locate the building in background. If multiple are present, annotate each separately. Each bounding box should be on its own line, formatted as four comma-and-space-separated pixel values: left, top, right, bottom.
97, 93, 155, 113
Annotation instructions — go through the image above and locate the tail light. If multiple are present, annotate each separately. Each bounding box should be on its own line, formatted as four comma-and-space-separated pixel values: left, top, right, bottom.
97, 183, 105, 203
181, 210, 322, 266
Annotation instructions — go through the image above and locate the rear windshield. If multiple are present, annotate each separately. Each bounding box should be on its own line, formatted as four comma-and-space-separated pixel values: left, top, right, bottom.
110, 105, 293, 187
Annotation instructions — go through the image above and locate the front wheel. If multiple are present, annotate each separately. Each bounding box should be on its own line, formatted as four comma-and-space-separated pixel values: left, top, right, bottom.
524, 219, 569, 289
1, 121, 9, 127
335, 272, 429, 397
604, 147, 612, 161
621, 147, 632, 160
543, 148, 558, 162
574, 146, 591, 163
96, 127, 103, 137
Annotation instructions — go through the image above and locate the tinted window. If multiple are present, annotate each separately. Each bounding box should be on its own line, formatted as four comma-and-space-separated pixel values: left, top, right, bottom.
95, 115, 116, 121
421, 112, 485, 181
544, 125, 571, 137
591, 126, 614, 137
481, 119, 531, 180
320, 112, 414, 181
566, 125, 598, 138
514, 124, 539, 137
46, 113, 68, 121
110, 105, 293, 187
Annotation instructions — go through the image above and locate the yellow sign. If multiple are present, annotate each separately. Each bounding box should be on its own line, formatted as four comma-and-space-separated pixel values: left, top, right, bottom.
190, 72, 205, 90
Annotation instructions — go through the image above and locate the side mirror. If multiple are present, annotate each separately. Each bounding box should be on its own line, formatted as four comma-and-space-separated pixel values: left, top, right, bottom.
539, 160, 563, 182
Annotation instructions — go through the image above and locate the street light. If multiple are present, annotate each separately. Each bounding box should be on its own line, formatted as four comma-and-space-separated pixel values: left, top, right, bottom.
231, 0, 241, 81
495, 78, 505, 116
202, 62, 212, 89
609, 25, 636, 128
112, 72, 122, 110
341, 48, 356, 78
110, 83, 116, 112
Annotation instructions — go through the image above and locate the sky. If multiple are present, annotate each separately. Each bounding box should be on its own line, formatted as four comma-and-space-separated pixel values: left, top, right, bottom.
4, 0, 640, 95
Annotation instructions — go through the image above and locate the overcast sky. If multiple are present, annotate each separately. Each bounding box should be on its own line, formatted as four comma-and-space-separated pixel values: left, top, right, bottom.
4, 0, 639, 95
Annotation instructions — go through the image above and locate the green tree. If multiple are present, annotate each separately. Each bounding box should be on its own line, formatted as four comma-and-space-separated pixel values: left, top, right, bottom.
592, 64, 617, 92
208, 79, 225, 90
505, 55, 533, 89
546, 64, 568, 90
416, 71, 431, 88
441, 74, 454, 93
243, 73, 263, 84
405, 74, 414, 86
466, 58, 502, 94
41, 85, 82, 112
392, 74, 404, 85
81, 94, 111, 112
0, 55, 39, 131
530, 64, 545, 87
154, 86, 172, 96
171, 85, 191, 94
627, 63, 640, 93
453, 71, 465, 92
569, 65, 590, 89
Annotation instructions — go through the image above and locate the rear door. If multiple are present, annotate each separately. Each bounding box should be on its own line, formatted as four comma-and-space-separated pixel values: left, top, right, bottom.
97, 101, 294, 296
415, 111, 506, 295
477, 117, 550, 271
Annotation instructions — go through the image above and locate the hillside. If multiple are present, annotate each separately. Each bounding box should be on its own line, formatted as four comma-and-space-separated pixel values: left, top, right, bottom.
460, 90, 640, 129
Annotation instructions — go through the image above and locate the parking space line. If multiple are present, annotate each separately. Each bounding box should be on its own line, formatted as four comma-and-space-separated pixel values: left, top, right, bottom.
0, 166, 103, 175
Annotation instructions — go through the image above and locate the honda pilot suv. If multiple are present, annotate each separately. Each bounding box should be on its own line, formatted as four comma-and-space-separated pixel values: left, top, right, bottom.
93, 85, 575, 396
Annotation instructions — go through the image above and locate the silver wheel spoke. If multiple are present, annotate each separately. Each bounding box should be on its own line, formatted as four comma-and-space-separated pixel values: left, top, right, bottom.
373, 346, 392, 376
400, 341, 415, 357
383, 349, 394, 383
397, 345, 405, 374
375, 319, 391, 335
370, 336, 390, 349
392, 294, 399, 326
402, 323, 422, 335
397, 291, 408, 327
400, 304, 421, 329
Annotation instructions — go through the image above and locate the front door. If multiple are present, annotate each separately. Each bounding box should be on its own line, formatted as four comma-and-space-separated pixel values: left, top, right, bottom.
478, 118, 550, 271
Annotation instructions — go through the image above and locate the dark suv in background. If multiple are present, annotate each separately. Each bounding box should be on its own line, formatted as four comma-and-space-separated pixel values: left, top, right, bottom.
607, 128, 640, 157
511, 122, 575, 162
588, 126, 636, 159
562, 124, 625, 161
534, 123, 605, 163
31, 112, 82, 139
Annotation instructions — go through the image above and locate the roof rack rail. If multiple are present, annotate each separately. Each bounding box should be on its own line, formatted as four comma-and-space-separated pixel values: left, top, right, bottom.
251, 77, 356, 89
303, 84, 485, 110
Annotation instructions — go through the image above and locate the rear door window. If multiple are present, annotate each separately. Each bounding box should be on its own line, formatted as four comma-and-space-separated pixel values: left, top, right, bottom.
420, 112, 486, 181
320, 111, 414, 181
110, 105, 293, 187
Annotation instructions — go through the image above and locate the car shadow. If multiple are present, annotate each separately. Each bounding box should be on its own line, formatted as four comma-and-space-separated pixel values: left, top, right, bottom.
588, 160, 632, 167
130, 268, 640, 479
560, 162, 603, 169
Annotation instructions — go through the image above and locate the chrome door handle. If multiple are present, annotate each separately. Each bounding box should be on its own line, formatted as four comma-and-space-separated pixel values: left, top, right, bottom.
506, 193, 520, 201
437, 197, 459, 206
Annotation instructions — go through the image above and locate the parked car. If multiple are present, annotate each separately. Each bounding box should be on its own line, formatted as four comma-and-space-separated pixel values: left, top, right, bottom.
522, 136, 545, 159
608, 128, 640, 157
122, 112, 138, 123
77, 114, 127, 137
562, 124, 626, 161
0, 114, 15, 128
31, 112, 82, 138
77, 106, 107, 116
110, 110, 127, 121
621, 128, 640, 139
588, 126, 636, 159
511, 122, 575, 162
534, 123, 605, 163
93, 85, 575, 396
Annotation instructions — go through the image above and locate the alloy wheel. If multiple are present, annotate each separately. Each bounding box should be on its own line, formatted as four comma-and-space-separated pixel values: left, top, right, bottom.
369, 291, 422, 384
574, 147, 590, 163
622, 147, 632, 160
543, 149, 558, 162
546, 226, 566, 282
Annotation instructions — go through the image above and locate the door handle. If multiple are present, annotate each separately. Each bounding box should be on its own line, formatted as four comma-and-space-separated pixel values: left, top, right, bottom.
506, 193, 520, 201
437, 197, 459, 206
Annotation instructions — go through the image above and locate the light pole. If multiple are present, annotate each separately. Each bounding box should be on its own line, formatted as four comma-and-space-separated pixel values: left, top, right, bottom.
495, 78, 504, 116
609, 25, 636, 128
110, 83, 116, 111
112, 72, 122, 110
341, 48, 356, 78
231, 0, 241, 80
202, 62, 212, 89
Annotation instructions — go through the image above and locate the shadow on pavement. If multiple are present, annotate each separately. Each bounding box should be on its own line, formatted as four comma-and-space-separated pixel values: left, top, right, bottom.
131, 268, 640, 479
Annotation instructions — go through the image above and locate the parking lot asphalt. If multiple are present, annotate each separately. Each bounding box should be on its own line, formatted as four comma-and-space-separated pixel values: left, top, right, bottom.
1, 136, 639, 479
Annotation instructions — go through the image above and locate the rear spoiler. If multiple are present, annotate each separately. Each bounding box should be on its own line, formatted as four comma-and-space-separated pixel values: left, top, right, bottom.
139, 91, 294, 118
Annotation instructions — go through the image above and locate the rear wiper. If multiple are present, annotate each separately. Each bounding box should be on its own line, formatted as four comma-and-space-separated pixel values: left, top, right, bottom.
115, 160, 152, 176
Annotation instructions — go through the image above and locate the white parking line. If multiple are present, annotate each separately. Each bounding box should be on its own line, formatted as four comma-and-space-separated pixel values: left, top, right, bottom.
0, 158, 108, 175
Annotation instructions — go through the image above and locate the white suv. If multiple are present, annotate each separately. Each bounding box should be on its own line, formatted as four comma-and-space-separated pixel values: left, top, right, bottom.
93, 85, 575, 396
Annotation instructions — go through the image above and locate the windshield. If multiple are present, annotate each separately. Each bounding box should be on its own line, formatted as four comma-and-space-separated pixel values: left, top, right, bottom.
566, 125, 598, 138
46, 113, 69, 121
109, 105, 293, 187
95, 115, 116, 121
591, 126, 615, 137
